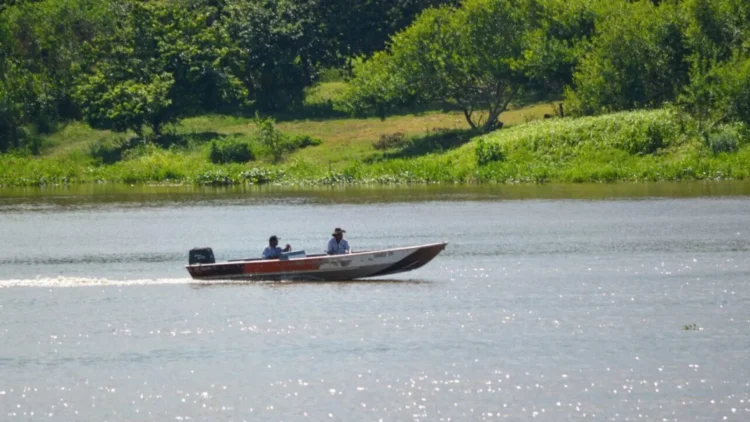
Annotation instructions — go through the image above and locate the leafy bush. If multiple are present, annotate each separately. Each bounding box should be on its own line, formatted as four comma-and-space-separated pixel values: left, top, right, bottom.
209, 139, 255, 164
565, 1, 689, 116
318, 171, 355, 185
487, 109, 683, 158
285, 134, 322, 151
475, 138, 505, 165
195, 169, 234, 185
0, 123, 43, 156
24, 134, 42, 156
642, 124, 666, 154
299, 82, 349, 118
75, 72, 177, 138
705, 125, 741, 155
88, 136, 132, 164
373, 132, 408, 150
239, 168, 285, 184
121, 142, 160, 161
254, 114, 285, 162
680, 57, 750, 131
252, 114, 321, 161
620, 123, 667, 155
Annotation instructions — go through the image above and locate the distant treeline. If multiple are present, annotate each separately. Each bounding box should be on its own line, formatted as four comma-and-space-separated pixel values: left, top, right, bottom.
0, 0, 456, 151
343, 0, 750, 132
2, 0, 750, 152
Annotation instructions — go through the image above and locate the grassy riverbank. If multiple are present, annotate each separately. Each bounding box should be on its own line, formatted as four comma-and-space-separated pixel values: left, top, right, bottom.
1, 101, 749, 187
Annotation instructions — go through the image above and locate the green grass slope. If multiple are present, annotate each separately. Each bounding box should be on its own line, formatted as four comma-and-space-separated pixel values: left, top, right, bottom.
473, 109, 750, 183
1, 107, 748, 187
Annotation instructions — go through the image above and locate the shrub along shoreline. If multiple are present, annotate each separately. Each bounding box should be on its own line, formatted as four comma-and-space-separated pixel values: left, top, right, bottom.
1, 109, 749, 188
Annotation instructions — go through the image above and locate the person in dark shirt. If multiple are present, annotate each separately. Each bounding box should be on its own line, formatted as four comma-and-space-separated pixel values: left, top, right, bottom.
262, 235, 291, 259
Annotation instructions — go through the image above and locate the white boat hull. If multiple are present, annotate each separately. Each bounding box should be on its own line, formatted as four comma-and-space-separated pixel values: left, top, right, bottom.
185, 242, 448, 281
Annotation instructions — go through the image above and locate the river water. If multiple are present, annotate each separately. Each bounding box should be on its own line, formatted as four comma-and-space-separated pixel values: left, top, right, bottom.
1, 183, 749, 421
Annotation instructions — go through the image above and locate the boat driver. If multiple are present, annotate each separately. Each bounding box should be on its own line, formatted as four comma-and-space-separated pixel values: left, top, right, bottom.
327, 228, 351, 255
262, 235, 292, 259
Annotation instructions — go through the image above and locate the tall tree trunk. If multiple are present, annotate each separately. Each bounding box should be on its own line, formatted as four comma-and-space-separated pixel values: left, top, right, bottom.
482, 109, 502, 132
462, 108, 477, 130
481, 85, 521, 133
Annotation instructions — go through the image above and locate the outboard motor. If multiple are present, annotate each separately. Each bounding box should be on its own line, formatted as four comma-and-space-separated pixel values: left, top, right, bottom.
189, 247, 215, 265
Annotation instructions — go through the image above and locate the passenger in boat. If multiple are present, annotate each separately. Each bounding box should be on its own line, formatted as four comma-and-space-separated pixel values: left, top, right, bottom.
262, 235, 292, 259
327, 227, 350, 255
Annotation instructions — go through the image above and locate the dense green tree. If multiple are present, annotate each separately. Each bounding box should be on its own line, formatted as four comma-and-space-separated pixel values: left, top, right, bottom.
0, 0, 117, 125
522, 0, 598, 95
565, 1, 690, 115
680, 56, 750, 131
343, 0, 537, 132
4, 0, 750, 151
319, 0, 458, 64
683, 0, 750, 62
0, 61, 30, 151
221, 0, 327, 111
75, 71, 176, 138
74, 0, 245, 137
200, 0, 460, 110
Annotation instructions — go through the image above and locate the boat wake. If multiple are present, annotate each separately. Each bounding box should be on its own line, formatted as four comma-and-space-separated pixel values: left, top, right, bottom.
0, 276, 428, 288
0, 276, 244, 288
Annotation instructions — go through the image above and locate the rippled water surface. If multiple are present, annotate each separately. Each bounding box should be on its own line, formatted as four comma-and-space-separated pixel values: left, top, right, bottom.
1, 183, 749, 421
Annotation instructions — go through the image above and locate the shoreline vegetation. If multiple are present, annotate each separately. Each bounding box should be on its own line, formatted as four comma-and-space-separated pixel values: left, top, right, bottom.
1, 104, 749, 188
2, 0, 750, 189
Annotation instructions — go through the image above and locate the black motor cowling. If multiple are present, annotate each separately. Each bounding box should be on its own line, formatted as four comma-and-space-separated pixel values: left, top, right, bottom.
189, 247, 215, 265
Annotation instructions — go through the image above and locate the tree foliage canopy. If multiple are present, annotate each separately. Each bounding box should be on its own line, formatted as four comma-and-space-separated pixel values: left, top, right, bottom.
343, 0, 537, 132
2, 0, 750, 150
1, 0, 447, 150
73, 1, 246, 137
343, 0, 750, 131
343, 0, 602, 131
565, 1, 691, 115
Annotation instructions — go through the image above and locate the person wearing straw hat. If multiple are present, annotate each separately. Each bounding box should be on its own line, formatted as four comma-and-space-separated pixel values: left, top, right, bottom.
262, 235, 292, 259
327, 228, 350, 255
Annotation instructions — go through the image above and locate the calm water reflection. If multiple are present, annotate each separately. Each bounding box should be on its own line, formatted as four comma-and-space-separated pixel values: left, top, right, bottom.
2, 180, 750, 208
0, 183, 749, 421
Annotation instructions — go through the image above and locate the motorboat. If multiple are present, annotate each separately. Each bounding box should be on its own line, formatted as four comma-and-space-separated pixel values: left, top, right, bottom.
185, 242, 447, 281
